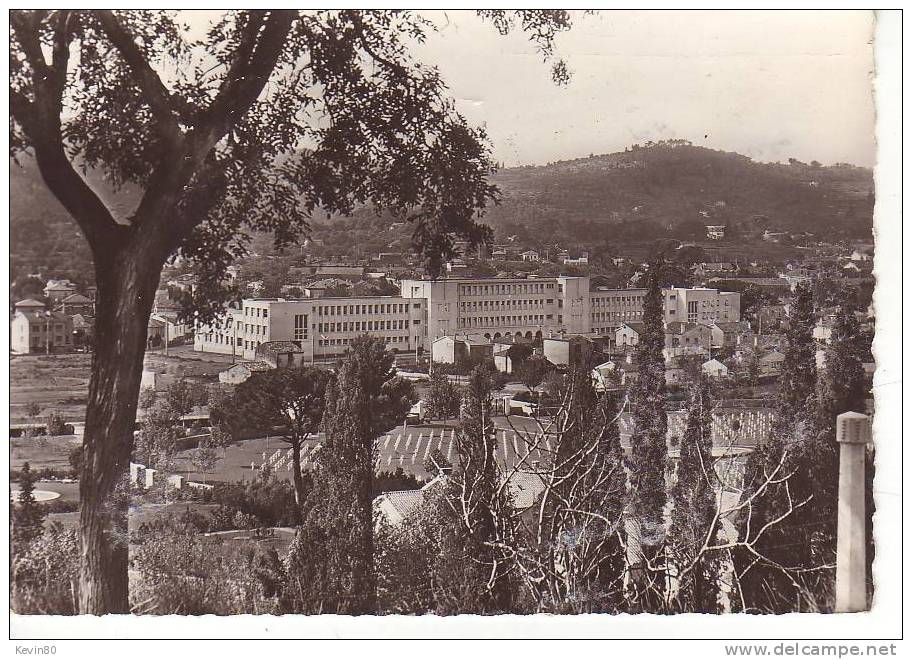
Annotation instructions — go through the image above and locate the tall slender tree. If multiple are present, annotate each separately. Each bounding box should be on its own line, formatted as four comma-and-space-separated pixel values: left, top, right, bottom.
283, 336, 414, 614
627, 265, 669, 610
515, 367, 627, 612
669, 375, 720, 613
737, 282, 822, 612
436, 366, 515, 613
10, 9, 576, 612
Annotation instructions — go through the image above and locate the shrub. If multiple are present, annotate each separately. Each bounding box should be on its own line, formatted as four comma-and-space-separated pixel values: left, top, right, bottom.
131, 518, 280, 615
201, 480, 300, 530
45, 412, 70, 436
11, 524, 80, 615
40, 499, 80, 514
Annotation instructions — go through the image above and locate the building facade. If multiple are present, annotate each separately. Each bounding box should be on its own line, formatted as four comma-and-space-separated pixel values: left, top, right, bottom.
194, 277, 740, 362
194, 295, 427, 361
11, 310, 74, 354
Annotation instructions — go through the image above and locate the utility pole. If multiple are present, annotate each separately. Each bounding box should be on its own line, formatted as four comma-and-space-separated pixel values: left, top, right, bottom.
45, 311, 51, 355
835, 411, 872, 613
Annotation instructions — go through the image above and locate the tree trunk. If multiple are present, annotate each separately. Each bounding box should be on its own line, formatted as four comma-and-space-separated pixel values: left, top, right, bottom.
78, 246, 162, 614
291, 439, 304, 523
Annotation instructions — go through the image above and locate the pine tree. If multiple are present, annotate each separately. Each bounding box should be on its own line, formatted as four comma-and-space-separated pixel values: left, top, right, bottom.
795, 305, 872, 605
283, 336, 415, 614
436, 365, 515, 613
627, 266, 669, 611
669, 375, 720, 613
12, 462, 47, 546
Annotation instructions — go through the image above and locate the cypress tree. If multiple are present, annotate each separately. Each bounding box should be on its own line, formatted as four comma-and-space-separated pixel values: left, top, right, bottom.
669, 375, 720, 613
737, 282, 823, 612
283, 336, 415, 614
436, 365, 515, 613
627, 266, 669, 611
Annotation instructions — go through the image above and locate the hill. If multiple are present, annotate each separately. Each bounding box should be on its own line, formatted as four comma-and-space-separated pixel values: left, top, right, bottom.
10, 140, 874, 279
484, 140, 874, 249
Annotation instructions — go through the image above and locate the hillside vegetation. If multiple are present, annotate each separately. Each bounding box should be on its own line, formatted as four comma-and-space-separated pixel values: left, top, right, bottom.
10, 141, 874, 278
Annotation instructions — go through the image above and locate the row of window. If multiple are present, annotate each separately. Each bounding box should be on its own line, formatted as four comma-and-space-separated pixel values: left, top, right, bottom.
591, 295, 644, 308
318, 336, 410, 348
457, 314, 549, 328
317, 302, 420, 316
459, 282, 554, 296
591, 311, 643, 321
459, 298, 550, 312
317, 319, 415, 333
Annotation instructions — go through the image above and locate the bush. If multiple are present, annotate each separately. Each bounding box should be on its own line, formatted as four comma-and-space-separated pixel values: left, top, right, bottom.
131, 518, 280, 615
200, 480, 300, 530
40, 499, 79, 514
11, 524, 80, 615
10, 466, 76, 482
45, 412, 69, 436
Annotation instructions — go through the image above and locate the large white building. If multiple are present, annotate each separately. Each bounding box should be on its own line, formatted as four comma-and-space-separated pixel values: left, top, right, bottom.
194, 295, 427, 361
193, 277, 739, 360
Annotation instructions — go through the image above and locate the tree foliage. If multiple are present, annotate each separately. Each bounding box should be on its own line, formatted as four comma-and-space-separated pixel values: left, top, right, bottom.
436, 366, 516, 613
12, 462, 48, 546
627, 265, 669, 608
229, 366, 332, 507
669, 375, 720, 613
283, 336, 414, 614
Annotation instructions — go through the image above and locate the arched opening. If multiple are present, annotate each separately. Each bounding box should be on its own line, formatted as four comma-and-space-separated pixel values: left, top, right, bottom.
525, 331, 533, 339
484, 333, 491, 340
493, 332, 502, 339
535, 330, 543, 340
514, 331, 523, 338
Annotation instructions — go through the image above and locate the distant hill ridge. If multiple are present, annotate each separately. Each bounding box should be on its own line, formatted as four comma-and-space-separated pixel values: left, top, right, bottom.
10, 140, 874, 279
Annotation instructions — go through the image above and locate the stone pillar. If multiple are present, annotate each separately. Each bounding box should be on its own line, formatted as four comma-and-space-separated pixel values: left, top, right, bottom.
835, 411, 872, 613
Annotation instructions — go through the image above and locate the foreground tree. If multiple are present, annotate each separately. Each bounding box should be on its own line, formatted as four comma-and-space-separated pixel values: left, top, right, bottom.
512, 368, 628, 612
229, 366, 332, 512
737, 282, 824, 612
437, 366, 516, 613
669, 375, 720, 613
283, 336, 415, 613
10, 9, 577, 612
627, 266, 670, 610
424, 369, 462, 422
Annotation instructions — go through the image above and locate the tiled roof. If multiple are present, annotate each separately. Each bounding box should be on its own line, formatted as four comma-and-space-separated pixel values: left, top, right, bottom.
14, 299, 46, 308
60, 293, 92, 304
378, 489, 424, 520
620, 322, 646, 334
18, 310, 69, 323
256, 340, 304, 354
239, 361, 272, 372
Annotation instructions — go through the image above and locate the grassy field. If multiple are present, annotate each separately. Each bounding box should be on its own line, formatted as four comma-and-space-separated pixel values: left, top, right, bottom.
10, 436, 80, 471
9, 349, 231, 424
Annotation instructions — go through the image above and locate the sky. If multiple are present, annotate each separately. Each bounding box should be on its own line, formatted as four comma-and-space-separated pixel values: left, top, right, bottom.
410, 10, 876, 168
179, 10, 876, 169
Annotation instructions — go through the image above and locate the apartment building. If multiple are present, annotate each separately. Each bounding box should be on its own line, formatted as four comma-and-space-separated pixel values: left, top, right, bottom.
194, 278, 739, 361
662, 287, 740, 325
590, 288, 647, 335
194, 295, 427, 361
399, 276, 592, 342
